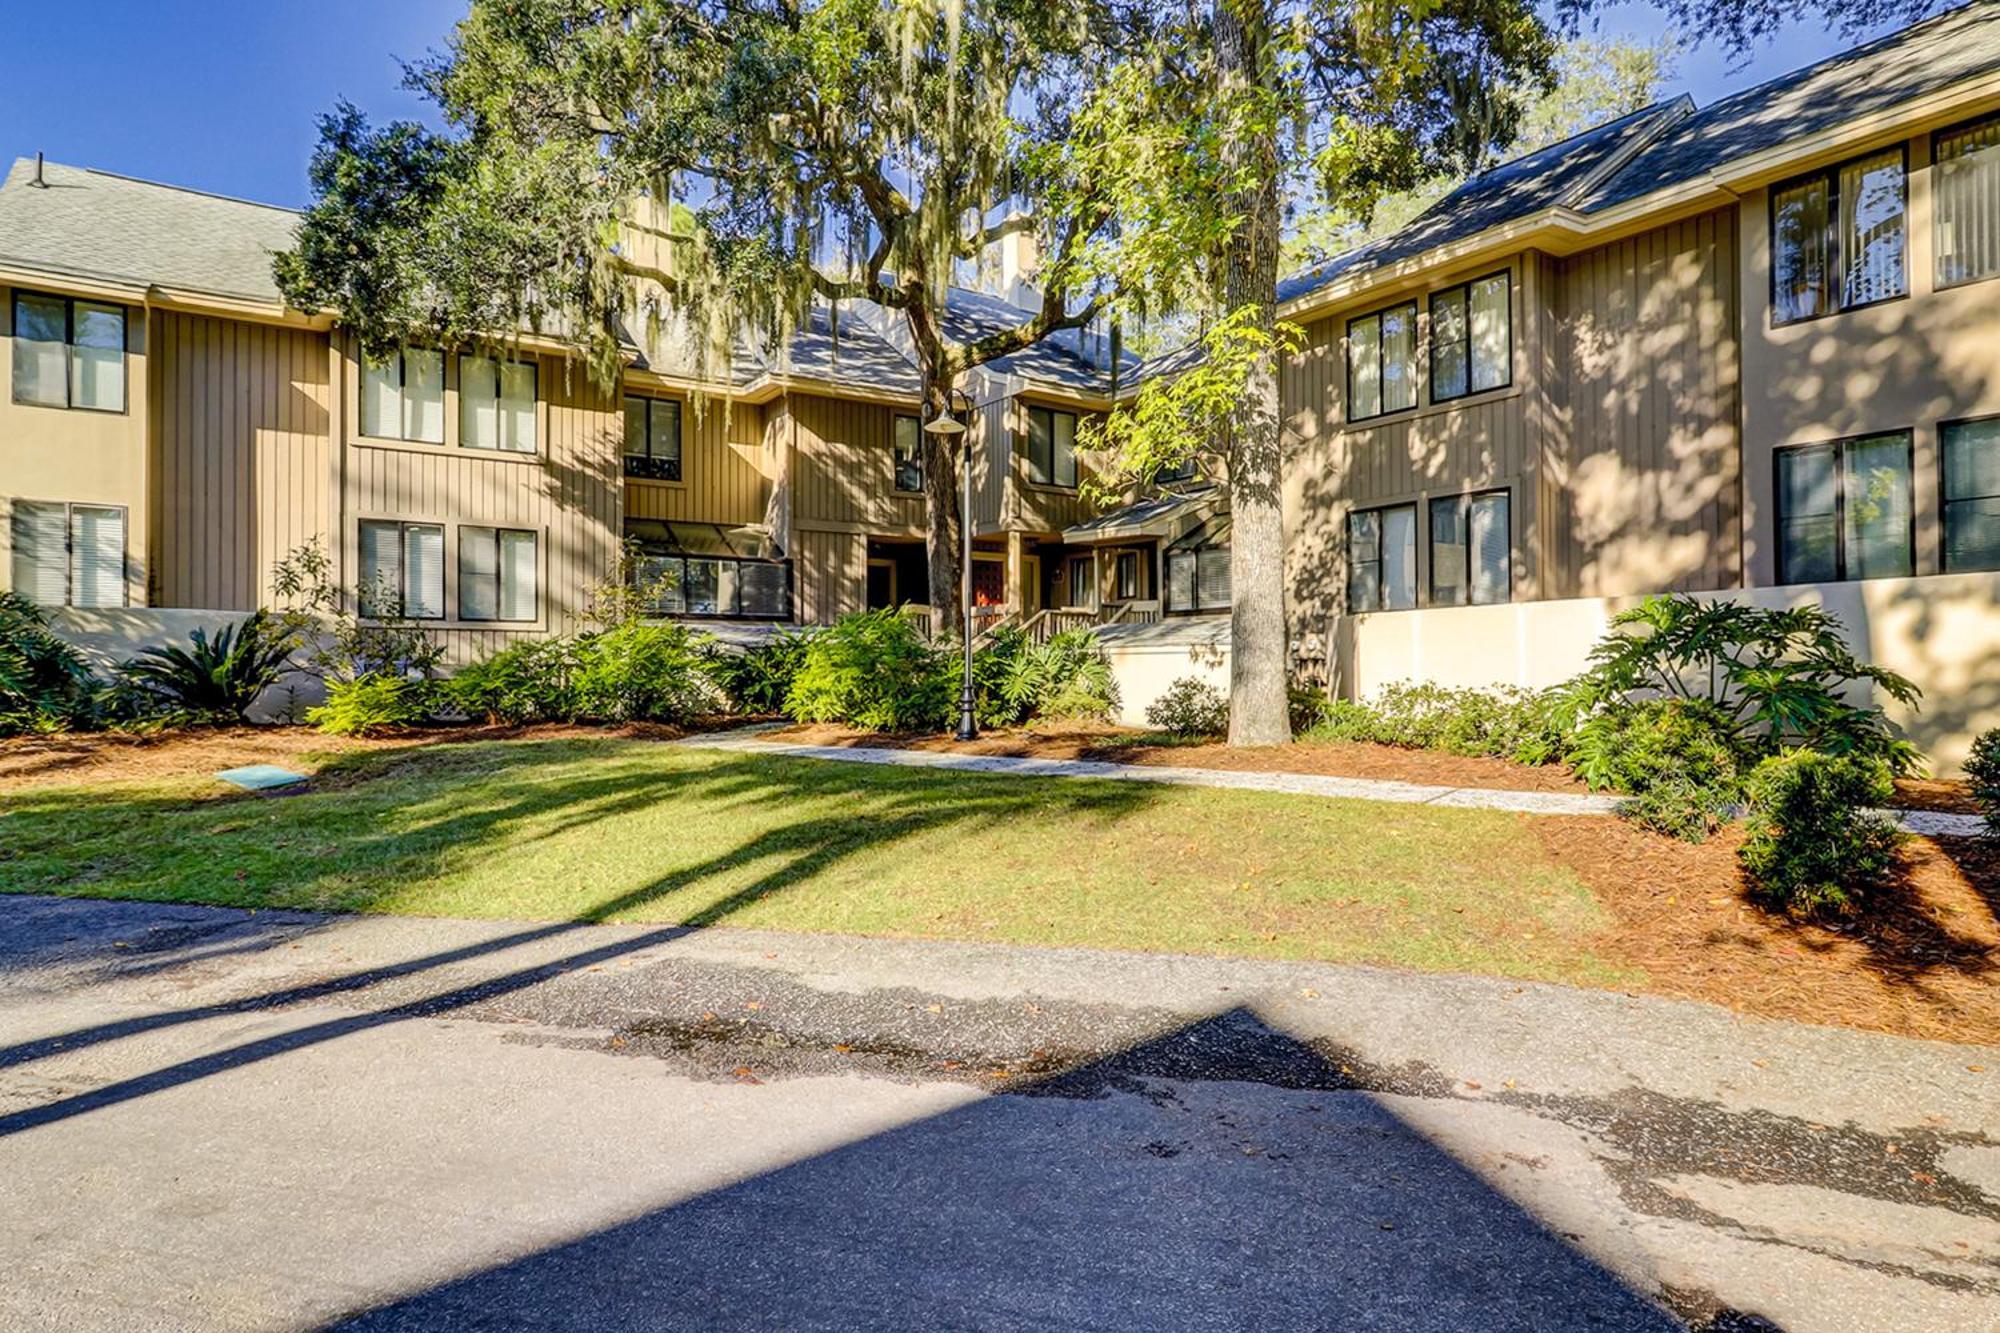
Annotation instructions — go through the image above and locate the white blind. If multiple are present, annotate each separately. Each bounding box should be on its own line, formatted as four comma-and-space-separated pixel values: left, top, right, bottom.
358, 521, 402, 617
1167, 551, 1196, 611
459, 355, 500, 450
458, 526, 499, 622
360, 356, 400, 439
10, 501, 68, 606
1381, 505, 1417, 610
69, 506, 125, 608
1936, 117, 2000, 287
1052, 411, 1077, 488
1428, 496, 1467, 606
500, 361, 537, 453
1839, 150, 1907, 309
499, 529, 537, 621
403, 349, 445, 443
12, 295, 68, 408
403, 524, 445, 618
1469, 275, 1510, 392
1469, 492, 1510, 605
1380, 304, 1416, 412
651, 400, 681, 463
1195, 547, 1231, 610
70, 303, 125, 412
1347, 318, 1381, 419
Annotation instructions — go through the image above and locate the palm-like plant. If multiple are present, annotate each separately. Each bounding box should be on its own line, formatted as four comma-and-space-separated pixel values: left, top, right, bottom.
121, 612, 295, 722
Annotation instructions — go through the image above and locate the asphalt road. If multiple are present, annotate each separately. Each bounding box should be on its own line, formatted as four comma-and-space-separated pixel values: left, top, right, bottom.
0, 894, 1994, 1332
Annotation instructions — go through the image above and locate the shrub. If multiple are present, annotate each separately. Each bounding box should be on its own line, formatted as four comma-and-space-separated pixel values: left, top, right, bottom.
120, 612, 293, 722
707, 629, 815, 715
446, 639, 587, 725
1569, 699, 1744, 842
998, 629, 1118, 723
1966, 728, 2000, 837
1739, 751, 1903, 914
1304, 681, 1564, 765
1146, 676, 1228, 737
0, 593, 102, 735
572, 622, 723, 725
1288, 681, 1332, 734
785, 610, 953, 732
307, 673, 434, 736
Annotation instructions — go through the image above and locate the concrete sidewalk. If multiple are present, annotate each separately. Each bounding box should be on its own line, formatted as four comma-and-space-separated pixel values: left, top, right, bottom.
1, 893, 1995, 1331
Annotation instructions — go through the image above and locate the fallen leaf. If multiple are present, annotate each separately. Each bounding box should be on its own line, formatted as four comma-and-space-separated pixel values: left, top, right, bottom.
1299, 988, 1319, 999
924, 1003, 943, 1014
743, 1001, 764, 1011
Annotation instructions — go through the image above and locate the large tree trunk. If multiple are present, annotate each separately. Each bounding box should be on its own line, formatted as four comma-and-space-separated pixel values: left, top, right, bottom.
919, 373, 963, 641
1215, 0, 1290, 747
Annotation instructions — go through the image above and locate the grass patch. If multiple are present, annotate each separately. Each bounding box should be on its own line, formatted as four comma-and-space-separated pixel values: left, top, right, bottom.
0, 736, 1634, 986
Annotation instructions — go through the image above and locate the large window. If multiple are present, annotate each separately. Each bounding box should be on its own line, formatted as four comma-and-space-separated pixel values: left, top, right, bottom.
1943, 417, 2000, 573
893, 414, 924, 493
1775, 432, 1913, 584
9, 501, 125, 607
1771, 148, 1907, 324
1935, 114, 2000, 288
1429, 273, 1511, 402
1028, 405, 1078, 488
1429, 490, 1511, 606
459, 355, 537, 453
12, 293, 125, 412
360, 349, 445, 443
1346, 503, 1417, 613
623, 396, 682, 481
627, 519, 790, 620
458, 526, 538, 622
1164, 515, 1231, 614
358, 520, 445, 620
1347, 301, 1417, 421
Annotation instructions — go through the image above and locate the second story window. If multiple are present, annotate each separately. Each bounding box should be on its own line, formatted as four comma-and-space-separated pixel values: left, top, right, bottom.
1934, 114, 2000, 288
1771, 148, 1907, 324
1775, 432, 1913, 584
1346, 301, 1416, 422
12, 293, 125, 412
1028, 405, 1077, 488
1429, 273, 1511, 402
459, 355, 537, 453
893, 414, 924, 492
361, 348, 445, 443
623, 395, 682, 481
1347, 503, 1416, 612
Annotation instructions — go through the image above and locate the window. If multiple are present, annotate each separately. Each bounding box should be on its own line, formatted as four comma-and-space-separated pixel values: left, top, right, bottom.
9, 501, 125, 607
1942, 417, 2000, 572
1028, 406, 1078, 488
358, 520, 445, 619
1770, 148, 1907, 324
1114, 550, 1140, 601
1775, 432, 1913, 584
1346, 301, 1417, 421
1429, 491, 1511, 606
1935, 114, 2000, 288
1066, 555, 1095, 607
1157, 456, 1198, 484
626, 519, 789, 619
459, 526, 538, 622
1164, 515, 1231, 614
459, 355, 537, 453
893, 414, 924, 493
360, 349, 445, 443
1346, 504, 1417, 612
623, 396, 682, 481
1429, 273, 1511, 403
12, 293, 125, 412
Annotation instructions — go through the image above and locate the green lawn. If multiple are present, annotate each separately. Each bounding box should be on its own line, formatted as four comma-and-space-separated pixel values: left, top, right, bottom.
0, 736, 1635, 986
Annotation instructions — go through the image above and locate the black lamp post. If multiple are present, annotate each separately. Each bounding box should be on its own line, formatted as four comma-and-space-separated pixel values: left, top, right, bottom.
924, 386, 978, 741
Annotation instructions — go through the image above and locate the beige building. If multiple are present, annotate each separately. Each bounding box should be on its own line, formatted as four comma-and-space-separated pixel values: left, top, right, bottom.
3, 5, 2000, 762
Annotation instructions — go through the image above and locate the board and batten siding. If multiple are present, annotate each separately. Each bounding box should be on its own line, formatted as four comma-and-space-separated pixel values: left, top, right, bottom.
150, 311, 332, 611
792, 525, 867, 624
789, 392, 926, 534
1544, 205, 1741, 598
623, 394, 771, 526
1008, 396, 1105, 537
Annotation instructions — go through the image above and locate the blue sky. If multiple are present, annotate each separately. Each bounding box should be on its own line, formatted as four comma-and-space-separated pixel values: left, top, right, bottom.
0, 1, 1920, 210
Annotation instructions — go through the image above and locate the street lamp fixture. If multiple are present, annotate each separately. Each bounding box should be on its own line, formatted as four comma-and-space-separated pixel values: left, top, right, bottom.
924, 387, 979, 742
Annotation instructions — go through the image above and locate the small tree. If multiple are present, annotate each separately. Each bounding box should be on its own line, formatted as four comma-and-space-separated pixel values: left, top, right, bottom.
270, 537, 446, 688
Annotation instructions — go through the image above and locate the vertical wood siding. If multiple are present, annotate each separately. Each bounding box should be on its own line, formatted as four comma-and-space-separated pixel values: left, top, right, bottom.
623, 394, 771, 525
790, 392, 927, 533
152, 311, 332, 610
793, 526, 867, 623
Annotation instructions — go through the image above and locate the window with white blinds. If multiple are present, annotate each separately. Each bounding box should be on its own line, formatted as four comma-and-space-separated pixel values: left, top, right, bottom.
459, 527, 538, 622
12, 293, 125, 412
459, 356, 537, 453
1428, 491, 1511, 606
1839, 150, 1907, 309
1429, 273, 1511, 402
1164, 547, 1230, 612
358, 520, 445, 619
1347, 301, 1417, 421
9, 501, 124, 607
360, 349, 446, 443
892, 415, 924, 492
1346, 504, 1417, 612
1935, 115, 2000, 288
1771, 149, 1906, 324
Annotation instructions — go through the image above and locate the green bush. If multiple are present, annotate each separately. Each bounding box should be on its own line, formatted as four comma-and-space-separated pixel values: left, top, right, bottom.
1569, 699, 1744, 842
445, 639, 587, 724
707, 629, 816, 715
997, 629, 1117, 723
784, 610, 953, 732
572, 622, 723, 725
1288, 681, 1332, 734
1304, 682, 1564, 765
307, 673, 434, 736
120, 611, 294, 722
0, 593, 102, 736
1739, 751, 1903, 914
1145, 676, 1228, 737
1965, 728, 2000, 837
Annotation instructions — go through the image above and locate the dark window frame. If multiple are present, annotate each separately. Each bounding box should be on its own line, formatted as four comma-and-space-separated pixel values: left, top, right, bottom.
9, 498, 129, 608
1772, 430, 1916, 585
892, 413, 924, 493
1346, 501, 1419, 614
1940, 412, 2000, 573
357, 519, 447, 621
457, 524, 540, 624
623, 394, 684, 482
1427, 488, 1513, 607
1428, 271, 1513, 405
1114, 549, 1141, 600
1027, 405, 1080, 490
1931, 111, 2000, 291
10, 291, 128, 414
1768, 144, 1910, 327
456, 353, 539, 455
1345, 300, 1419, 423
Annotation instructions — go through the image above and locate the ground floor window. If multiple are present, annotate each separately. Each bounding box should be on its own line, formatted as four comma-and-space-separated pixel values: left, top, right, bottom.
1165, 514, 1231, 613
1066, 555, 1095, 608
1943, 417, 2000, 573
1114, 550, 1141, 600
459, 526, 538, 623
358, 520, 445, 620
1775, 431, 1913, 584
627, 519, 789, 619
1428, 490, 1510, 606
1347, 503, 1416, 612
9, 500, 125, 608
